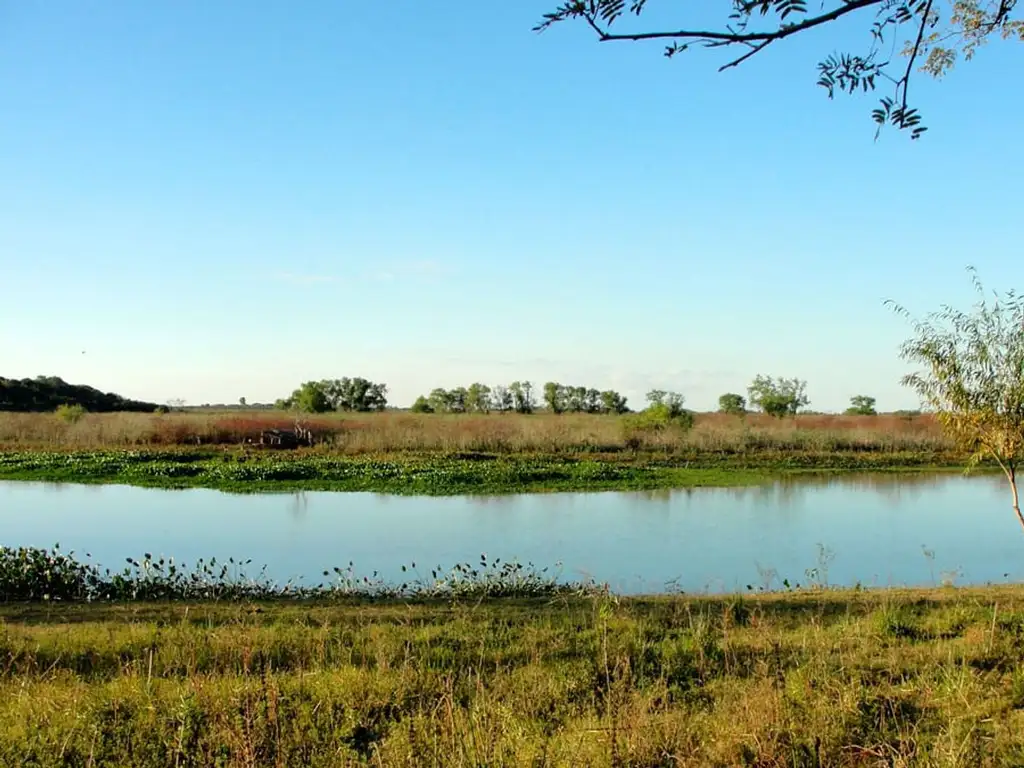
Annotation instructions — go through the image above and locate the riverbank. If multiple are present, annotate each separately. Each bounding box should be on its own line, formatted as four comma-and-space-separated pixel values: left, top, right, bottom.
2, 588, 1023, 766
0, 447, 978, 494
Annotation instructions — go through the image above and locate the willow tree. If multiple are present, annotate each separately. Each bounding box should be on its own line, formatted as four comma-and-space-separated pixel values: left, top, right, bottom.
535, 1, 1023, 138
888, 269, 1024, 531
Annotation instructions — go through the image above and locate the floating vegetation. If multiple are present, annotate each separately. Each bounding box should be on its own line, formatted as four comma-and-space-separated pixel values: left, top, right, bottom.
0, 545, 596, 602
0, 448, 965, 495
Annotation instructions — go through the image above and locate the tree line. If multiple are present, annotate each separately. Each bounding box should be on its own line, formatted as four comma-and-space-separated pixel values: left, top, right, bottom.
409, 381, 631, 415
0, 376, 161, 413
272, 374, 884, 418
275, 378, 389, 414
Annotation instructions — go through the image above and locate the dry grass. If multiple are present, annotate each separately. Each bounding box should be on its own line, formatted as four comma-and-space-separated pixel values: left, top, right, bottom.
2, 588, 1024, 766
0, 409, 952, 456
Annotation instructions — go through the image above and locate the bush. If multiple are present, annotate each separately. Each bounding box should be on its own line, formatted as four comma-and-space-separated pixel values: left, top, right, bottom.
718, 393, 746, 415
55, 404, 86, 424
623, 403, 695, 434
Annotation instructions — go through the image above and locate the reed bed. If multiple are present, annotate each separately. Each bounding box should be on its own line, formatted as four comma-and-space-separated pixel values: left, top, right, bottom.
0, 410, 954, 456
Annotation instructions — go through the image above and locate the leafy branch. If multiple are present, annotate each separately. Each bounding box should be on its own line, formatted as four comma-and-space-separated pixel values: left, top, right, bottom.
536, 1, 1022, 138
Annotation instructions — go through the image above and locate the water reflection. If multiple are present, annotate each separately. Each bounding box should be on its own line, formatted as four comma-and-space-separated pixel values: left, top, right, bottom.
0, 472, 1018, 594
287, 492, 308, 520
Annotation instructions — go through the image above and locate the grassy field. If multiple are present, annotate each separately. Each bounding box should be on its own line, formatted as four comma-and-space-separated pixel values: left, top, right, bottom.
0, 410, 949, 455
2, 589, 1024, 766
0, 411, 973, 493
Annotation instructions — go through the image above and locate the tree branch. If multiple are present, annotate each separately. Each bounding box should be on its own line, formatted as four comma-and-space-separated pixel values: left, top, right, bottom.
588, 0, 885, 46
897, 0, 933, 118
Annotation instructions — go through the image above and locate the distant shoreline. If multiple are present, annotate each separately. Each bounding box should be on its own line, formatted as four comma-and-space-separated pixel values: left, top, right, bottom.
0, 447, 984, 495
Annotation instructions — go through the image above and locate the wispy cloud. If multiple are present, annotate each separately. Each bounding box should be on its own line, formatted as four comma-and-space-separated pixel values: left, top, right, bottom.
272, 272, 341, 285
366, 259, 448, 283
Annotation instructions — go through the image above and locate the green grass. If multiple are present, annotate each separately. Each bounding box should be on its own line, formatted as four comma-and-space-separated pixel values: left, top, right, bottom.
3, 589, 1024, 766
0, 448, 979, 495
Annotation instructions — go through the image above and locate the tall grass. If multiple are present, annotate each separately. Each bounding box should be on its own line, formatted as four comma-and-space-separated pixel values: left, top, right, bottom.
1, 589, 1024, 765
0, 410, 954, 456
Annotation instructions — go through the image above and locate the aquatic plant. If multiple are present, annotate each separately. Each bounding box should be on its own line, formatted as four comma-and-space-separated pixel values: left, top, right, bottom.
0, 546, 595, 603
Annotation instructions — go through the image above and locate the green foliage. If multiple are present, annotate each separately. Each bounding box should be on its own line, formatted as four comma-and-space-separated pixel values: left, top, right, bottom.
466, 383, 492, 413
889, 267, 1024, 524
846, 395, 878, 416
645, 389, 687, 418
0, 545, 585, 602
542, 381, 627, 414
0, 375, 160, 413
535, 0, 1023, 139
321, 377, 388, 412
543, 381, 564, 413
410, 395, 434, 414
624, 390, 694, 436
0, 450, 787, 494
55, 403, 87, 424
280, 377, 389, 414
747, 375, 810, 418
718, 392, 747, 415
600, 389, 629, 414
290, 381, 331, 414
491, 384, 514, 413
427, 387, 456, 413
508, 381, 535, 414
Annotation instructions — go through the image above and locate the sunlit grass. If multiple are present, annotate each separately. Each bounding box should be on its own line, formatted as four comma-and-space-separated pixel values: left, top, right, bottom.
0, 410, 952, 455
2, 588, 1024, 766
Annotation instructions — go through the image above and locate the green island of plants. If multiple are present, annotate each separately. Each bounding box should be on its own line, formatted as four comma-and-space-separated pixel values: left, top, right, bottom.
0, 447, 976, 495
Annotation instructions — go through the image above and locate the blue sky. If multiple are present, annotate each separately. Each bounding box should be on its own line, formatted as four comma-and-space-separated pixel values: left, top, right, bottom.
1, 1, 1021, 411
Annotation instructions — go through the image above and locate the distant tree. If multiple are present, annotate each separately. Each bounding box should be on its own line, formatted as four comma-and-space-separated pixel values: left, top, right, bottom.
291, 381, 331, 414
889, 268, 1024, 532
543, 381, 565, 414
718, 393, 747, 415
166, 398, 186, 410
55, 403, 86, 424
448, 387, 469, 414
645, 389, 687, 418
238, 397, 247, 408
273, 398, 291, 410
563, 385, 583, 413
509, 381, 536, 414
466, 383, 492, 413
323, 377, 388, 412
491, 385, 514, 413
845, 395, 878, 416
747, 375, 809, 418
535, 1, 1024, 139
427, 388, 455, 413
410, 395, 434, 414
627, 389, 694, 432
0, 375, 161, 413
599, 389, 629, 414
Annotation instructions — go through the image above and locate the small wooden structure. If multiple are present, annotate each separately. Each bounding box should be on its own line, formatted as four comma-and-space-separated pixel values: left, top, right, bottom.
249, 421, 316, 449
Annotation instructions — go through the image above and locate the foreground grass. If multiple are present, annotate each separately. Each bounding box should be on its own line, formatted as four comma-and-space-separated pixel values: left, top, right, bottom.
0, 448, 975, 494
3, 589, 1024, 766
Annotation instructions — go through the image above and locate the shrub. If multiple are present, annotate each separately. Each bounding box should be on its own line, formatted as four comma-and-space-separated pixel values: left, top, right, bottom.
55, 403, 86, 424
718, 393, 746, 415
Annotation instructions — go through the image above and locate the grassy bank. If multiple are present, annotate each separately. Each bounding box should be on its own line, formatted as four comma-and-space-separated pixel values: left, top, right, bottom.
0, 448, 975, 494
3, 589, 1024, 766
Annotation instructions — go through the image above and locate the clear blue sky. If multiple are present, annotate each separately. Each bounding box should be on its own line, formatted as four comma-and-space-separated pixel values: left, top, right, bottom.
1, 1, 1021, 411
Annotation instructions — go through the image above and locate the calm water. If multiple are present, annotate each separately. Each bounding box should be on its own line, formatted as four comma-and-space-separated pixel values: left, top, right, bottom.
2, 474, 1021, 594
